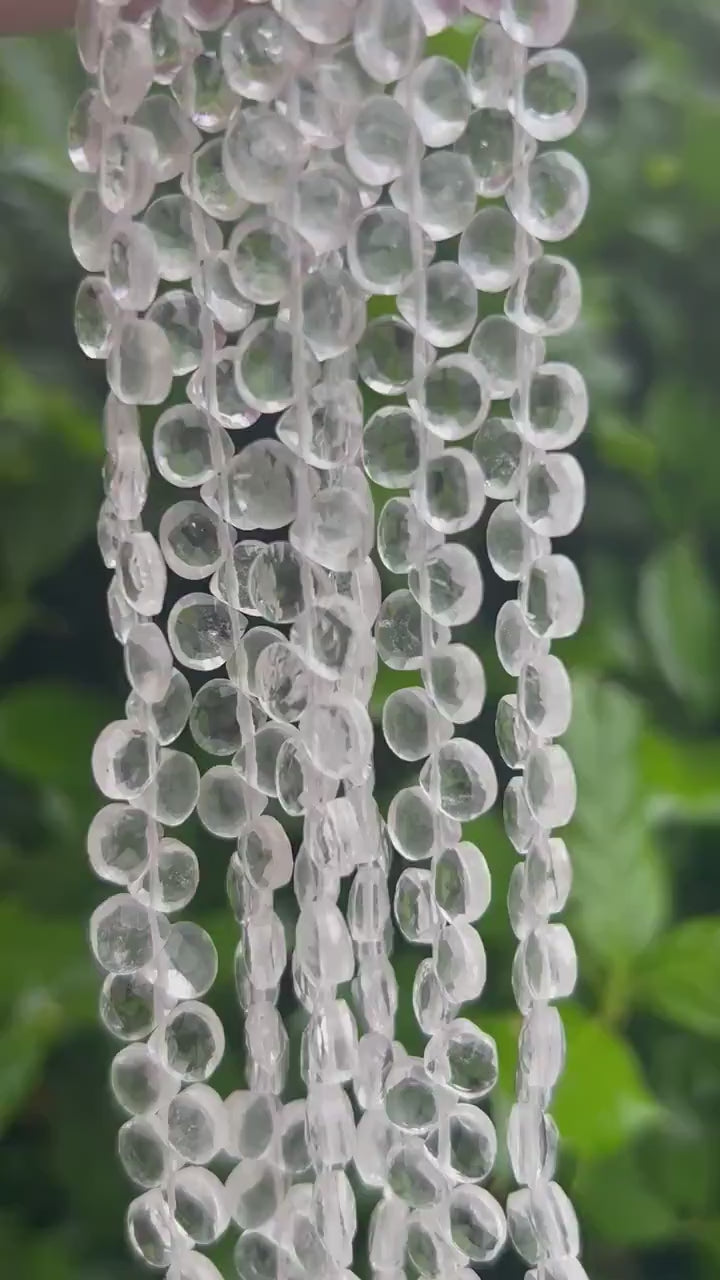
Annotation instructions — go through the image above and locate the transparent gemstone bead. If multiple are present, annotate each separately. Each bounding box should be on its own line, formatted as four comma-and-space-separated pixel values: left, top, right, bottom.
146, 290, 203, 377
240, 816, 293, 891
399, 261, 477, 348
99, 969, 161, 1042
161, 921, 218, 1001
135, 94, 202, 183
159, 501, 224, 581
384, 1058, 439, 1134
346, 95, 415, 187
189, 680, 245, 755
487, 502, 544, 582
521, 554, 584, 639
172, 48, 237, 132
197, 765, 263, 838
524, 743, 577, 828
513, 361, 588, 451
405, 1207, 464, 1278
124, 621, 173, 703
504, 775, 539, 855
92, 720, 153, 801
278, 0, 356, 44
459, 207, 525, 293
412, 150, 477, 239
235, 317, 318, 414
127, 1189, 186, 1269
413, 448, 485, 534
409, 544, 483, 627
106, 223, 159, 313
74, 275, 118, 359
389, 787, 459, 863
353, 954, 398, 1037
358, 314, 420, 395
278, 1099, 310, 1173
413, 957, 455, 1034
154, 1000, 225, 1082
111, 1042, 180, 1116
506, 255, 582, 337
226, 1159, 287, 1230
99, 22, 154, 117
518, 653, 572, 738
300, 693, 374, 780
168, 1255, 225, 1280
149, 6, 202, 85
224, 105, 305, 203
425, 1018, 498, 1098
189, 350, 261, 431
233, 1230, 284, 1280
313, 1168, 356, 1264
432, 842, 491, 922
302, 997, 358, 1086
518, 1001, 565, 1100
118, 532, 166, 618
413, 354, 489, 443
387, 1138, 448, 1208
90, 892, 159, 977
153, 405, 232, 490
423, 643, 486, 724
469, 314, 545, 400
69, 187, 113, 272
467, 20, 515, 108
145, 194, 219, 283
221, 7, 307, 100
108, 318, 174, 406
420, 738, 497, 822
507, 1101, 558, 1185
515, 49, 587, 142
395, 867, 440, 943
509, 150, 589, 243
226, 1090, 279, 1161
277, 736, 337, 818
306, 1082, 356, 1168
99, 124, 158, 218
140, 749, 201, 827
189, 140, 248, 221
495, 599, 541, 677
434, 921, 487, 1003
405, 55, 471, 147
520, 923, 578, 1001
168, 1081, 228, 1164
376, 497, 438, 575
132, 836, 200, 914
455, 108, 516, 196
526, 834, 572, 916
369, 1195, 410, 1271
353, 0, 424, 84
127, 669, 193, 748
441, 1103, 497, 1182
69, 89, 108, 174
347, 204, 418, 297
473, 415, 523, 499
297, 261, 366, 361
173, 1166, 230, 1247
413, 0, 464, 33
363, 406, 420, 487
278, 160, 362, 253
296, 898, 355, 987
383, 687, 451, 763
448, 1184, 506, 1262
508, 1180, 580, 1262
500, 0, 577, 48
376, 590, 449, 672
87, 803, 156, 886
227, 214, 295, 305
254, 639, 312, 724
168, 592, 241, 670
496, 693, 534, 770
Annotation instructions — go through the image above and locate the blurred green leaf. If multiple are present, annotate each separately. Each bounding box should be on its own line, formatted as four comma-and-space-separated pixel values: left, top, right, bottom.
565, 676, 669, 966
636, 917, 720, 1036
575, 1143, 679, 1247
0, 682, 113, 793
639, 540, 720, 716
0, 996, 63, 1133
641, 730, 720, 822
484, 1005, 658, 1159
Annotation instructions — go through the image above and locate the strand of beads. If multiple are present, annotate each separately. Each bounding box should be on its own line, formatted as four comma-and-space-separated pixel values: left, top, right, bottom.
342, 4, 507, 1275
469, 4, 589, 1278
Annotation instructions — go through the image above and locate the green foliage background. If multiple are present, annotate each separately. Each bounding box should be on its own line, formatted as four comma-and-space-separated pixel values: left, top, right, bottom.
1, 2, 720, 1277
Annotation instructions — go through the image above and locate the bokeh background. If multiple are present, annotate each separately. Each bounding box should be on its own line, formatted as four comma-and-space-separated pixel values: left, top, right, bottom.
1, 2, 720, 1277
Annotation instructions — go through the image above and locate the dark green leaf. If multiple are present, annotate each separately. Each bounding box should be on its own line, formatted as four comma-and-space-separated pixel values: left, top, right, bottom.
0, 681, 114, 792
636, 917, 720, 1037
639, 540, 720, 716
